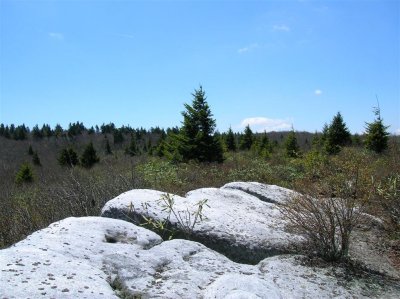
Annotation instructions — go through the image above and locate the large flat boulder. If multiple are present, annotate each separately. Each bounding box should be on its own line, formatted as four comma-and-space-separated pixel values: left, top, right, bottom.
2, 216, 394, 298
222, 181, 298, 205
101, 182, 304, 263
0, 217, 162, 298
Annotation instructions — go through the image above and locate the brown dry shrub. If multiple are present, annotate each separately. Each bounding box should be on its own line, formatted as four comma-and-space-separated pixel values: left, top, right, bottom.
280, 148, 375, 261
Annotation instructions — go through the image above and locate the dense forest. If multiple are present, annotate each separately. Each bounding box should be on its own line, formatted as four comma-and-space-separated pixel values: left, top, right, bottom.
0, 88, 399, 259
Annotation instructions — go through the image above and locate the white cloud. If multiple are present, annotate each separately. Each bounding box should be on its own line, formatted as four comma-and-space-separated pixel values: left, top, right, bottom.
272, 25, 290, 32
395, 128, 400, 135
314, 89, 322, 96
48, 32, 64, 41
240, 117, 292, 132
238, 43, 258, 54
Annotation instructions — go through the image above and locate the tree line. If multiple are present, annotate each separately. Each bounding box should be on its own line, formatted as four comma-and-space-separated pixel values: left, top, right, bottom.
2, 86, 392, 175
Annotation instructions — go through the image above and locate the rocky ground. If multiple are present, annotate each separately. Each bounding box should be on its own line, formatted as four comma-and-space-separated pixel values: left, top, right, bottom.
1, 182, 399, 298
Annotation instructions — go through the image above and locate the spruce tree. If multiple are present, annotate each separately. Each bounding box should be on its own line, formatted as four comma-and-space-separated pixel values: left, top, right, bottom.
225, 127, 237, 152
41, 124, 53, 138
32, 125, 43, 139
325, 112, 351, 155
28, 145, 34, 155
239, 125, 254, 150
58, 148, 79, 167
80, 142, 100, 168
14, 125, 28, 140
3, 126, 10, 139
364, 106, 389, 153
169, 86, 224, 163
9, 124, 15, 137
126, 134, 138, 156
87, 126, 95, 135
113, 129, 124, 144
54, 124, 63, 138
15, 164, 34, 184
284, 130, 300, 158
258, 131, 271, 157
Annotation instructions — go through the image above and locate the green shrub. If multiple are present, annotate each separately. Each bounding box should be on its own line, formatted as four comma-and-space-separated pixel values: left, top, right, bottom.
58, 148, 79, 167
136, 159, 183, 191
80, 142, 100, 168
15, 164, 34, 184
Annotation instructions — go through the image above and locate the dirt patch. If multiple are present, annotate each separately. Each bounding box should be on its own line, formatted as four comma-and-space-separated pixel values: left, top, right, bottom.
349, 222, 400, 280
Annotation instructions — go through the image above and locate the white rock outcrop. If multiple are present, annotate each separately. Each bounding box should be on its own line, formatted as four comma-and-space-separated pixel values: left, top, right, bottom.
0, 217, 161, 298
101, 182, 304, 263
2, 216, 390, 299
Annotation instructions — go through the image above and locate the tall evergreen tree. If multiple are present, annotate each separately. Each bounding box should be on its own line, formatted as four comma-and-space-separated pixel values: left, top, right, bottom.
13, 125, 28, 140
125, 134, 138, 156
9, 124, 15, 137
284, 129, 300, 158
364, 106, 389, 153
80, 142, 100, 168
325, 112, 351, 155
239, 125, 254, 150
101, 122, 116, 134
68, 122, 85, 136
54, 124, 63, 138
258, 131, 271, 157
113, 129, 124, 144
0, 124, 5, 136
41, 124, 53, 138
88, 126, 95, 135
168, 86, 224, 163
32, 124, 43, 139
225, 127, 237, 152
3, 126, 10, 139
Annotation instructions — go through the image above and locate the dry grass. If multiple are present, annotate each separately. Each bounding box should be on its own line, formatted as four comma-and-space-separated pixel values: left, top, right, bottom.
1, 135, 399, 249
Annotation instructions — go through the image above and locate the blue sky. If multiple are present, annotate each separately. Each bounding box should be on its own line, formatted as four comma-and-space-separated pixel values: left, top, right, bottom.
0, 0, 399, 134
